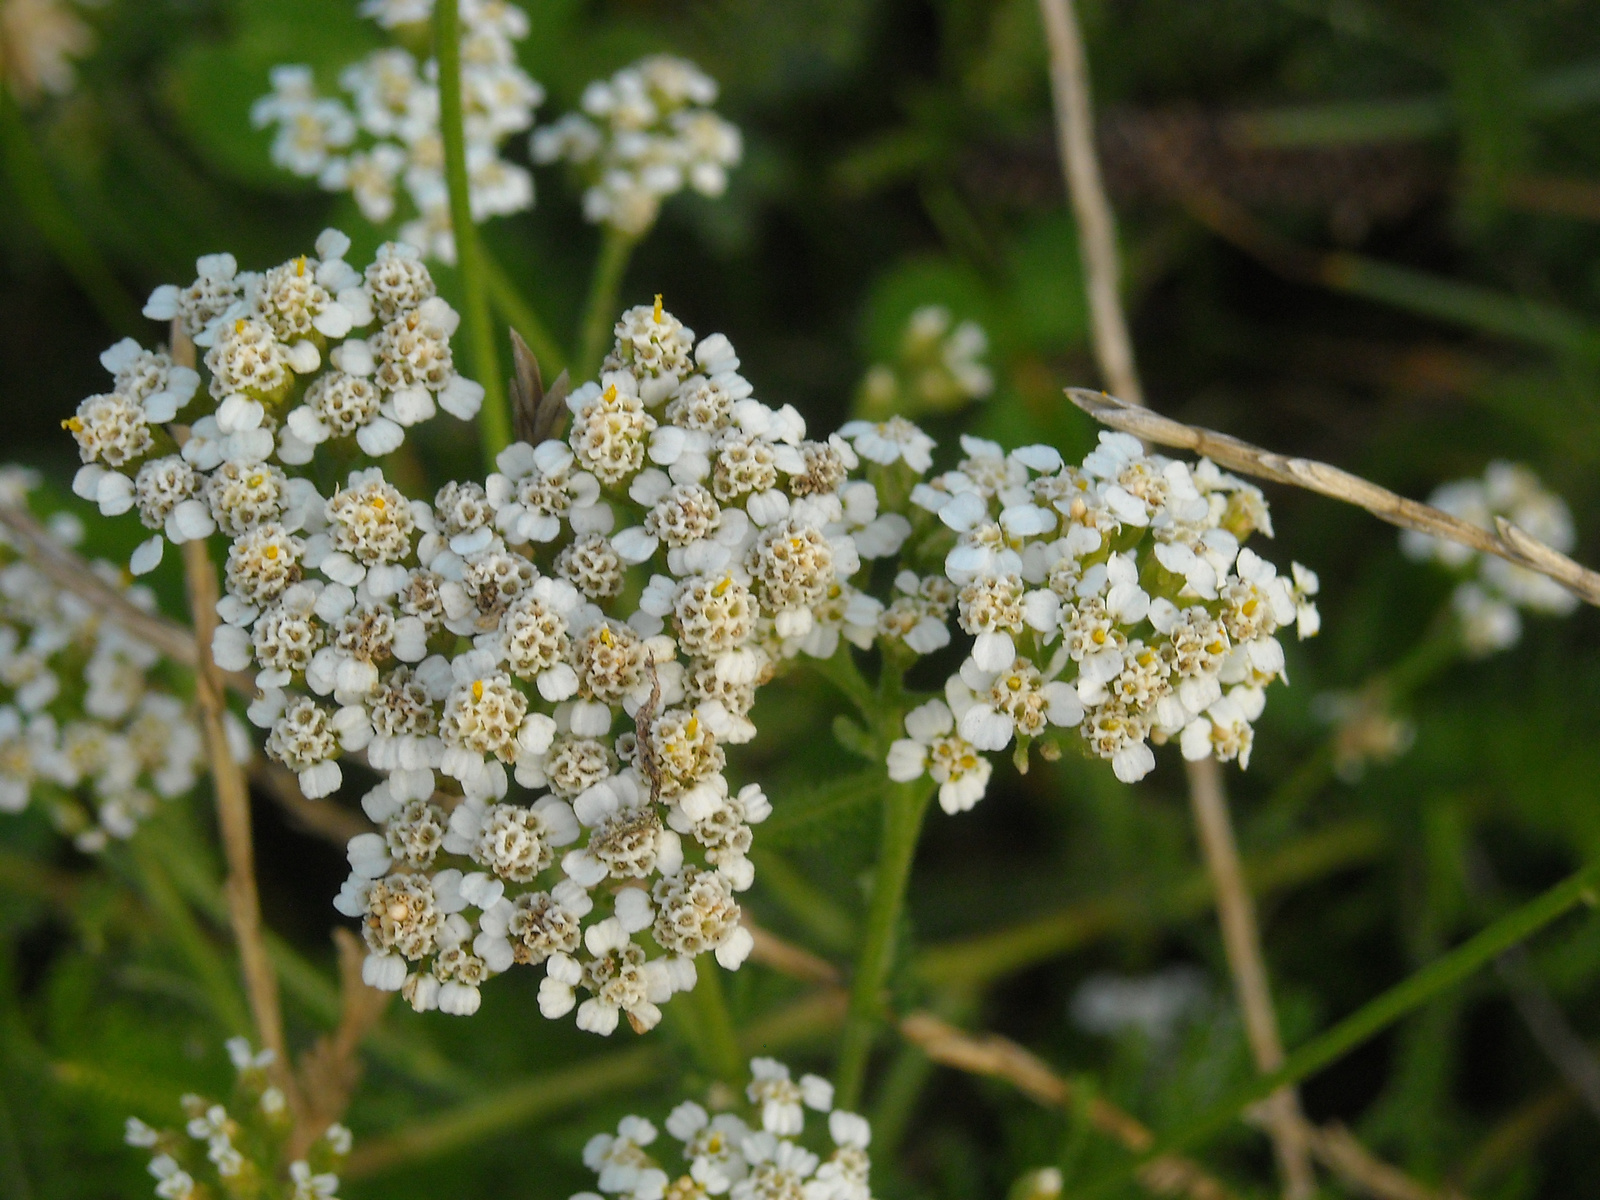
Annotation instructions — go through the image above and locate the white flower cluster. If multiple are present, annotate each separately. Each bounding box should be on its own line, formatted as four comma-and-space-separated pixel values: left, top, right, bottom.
827, 424, 1321, 804
532, 55, 742, 236
1400, 461, 1580, 654
68, 232, 483, 575
0, 469, 206, 852
194, 297, 896, 1028
858, 305, 992, 418
573, 1057, 874, 1200
1, 0, 93, 102
251, 0, 543, 262
125, 1038, 350, 1200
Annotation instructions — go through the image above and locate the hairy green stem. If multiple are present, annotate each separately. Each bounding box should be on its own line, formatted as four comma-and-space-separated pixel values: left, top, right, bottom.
835, 776, 936, 1110
481, 250, 566, 375
434, 0, 509, 468
0, 90, 143, 336
577, 225, 636, 379
1077, 856, 1600, 1197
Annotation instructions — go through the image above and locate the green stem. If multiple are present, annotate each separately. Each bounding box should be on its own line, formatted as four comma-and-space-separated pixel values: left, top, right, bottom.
481, 250, 566, 375
433, 0, 509, 470
834, 776, 936, 1110
577, 225, 636, 379
686, 957, 744, 1083
1077, 856, 1600, 1198
0, 90, 143, 336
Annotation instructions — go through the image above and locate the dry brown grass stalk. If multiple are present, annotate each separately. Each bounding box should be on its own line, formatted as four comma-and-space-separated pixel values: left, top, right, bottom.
291, 929, 391, 1159
1065, 387, 1600, 607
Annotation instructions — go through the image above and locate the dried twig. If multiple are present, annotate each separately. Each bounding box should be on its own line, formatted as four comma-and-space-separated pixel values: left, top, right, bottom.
900, 1011, 1233, 1200
291, 929, 391, 1159
1065, 387, 1600, 607
1037, 0, 1142, 405
1038, 0, 1315, 1192
170, 322, 302, 1128
747, 922, 843, 986
0, 503, 197, 665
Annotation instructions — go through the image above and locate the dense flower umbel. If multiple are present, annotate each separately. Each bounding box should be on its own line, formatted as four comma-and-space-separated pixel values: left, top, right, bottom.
252, 1, 543, 262
208, 299, 888, 1029
836, 427, 1322, 801
70, 232, 482, 576
1400, 461, 1580, 654
572, 1056, 874, 1200
532, 56, 742, 236
124, 1038, 351, 1200
0, 468, 208, 851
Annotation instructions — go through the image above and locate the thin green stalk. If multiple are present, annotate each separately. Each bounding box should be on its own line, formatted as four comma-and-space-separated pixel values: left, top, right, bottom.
0, 90, 143, 336
128, 844, 252, 1037
686, 957, 744, 1083
577, 225, 636, 379
834, 777, 936, 1110
1077, 856, 1600, 1198
434, 0, 509, 469
482, 250, 566, 375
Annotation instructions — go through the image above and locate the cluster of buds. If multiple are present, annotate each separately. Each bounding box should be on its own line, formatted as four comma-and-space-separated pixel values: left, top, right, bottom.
856, 305, 993, 419
825, 422, 1320, 803
67, 232, 483, 575
0, 468, 207, 851
252, 0, 543, 262
1400, 461, 1580, 654
124, 1038, 351, 1200
532, 55, 742, 236
574, 1057, 874, 1200
1, 0, 94, 102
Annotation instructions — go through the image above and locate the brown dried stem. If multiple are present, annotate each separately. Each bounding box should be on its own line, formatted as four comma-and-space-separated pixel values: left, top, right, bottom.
291, 929, 391, 1159
1038, 0, 1315, 1192
250, 759, 377, 846
182, 534, 301, 1122
1065, 387, 1600, 608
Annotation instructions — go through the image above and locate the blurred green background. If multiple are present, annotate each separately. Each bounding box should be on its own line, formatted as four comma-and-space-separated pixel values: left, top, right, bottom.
5, 1, 1600, 1197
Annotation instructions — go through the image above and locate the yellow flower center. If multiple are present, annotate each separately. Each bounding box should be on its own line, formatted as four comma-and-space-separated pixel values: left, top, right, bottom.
235, 318, 247, 335
472, 680, 485, 701
264, 544, 279, 560
712, 575, 731, 597
653, 293, 664, 323
295, 255, 307, 277
62, 417, 83, 433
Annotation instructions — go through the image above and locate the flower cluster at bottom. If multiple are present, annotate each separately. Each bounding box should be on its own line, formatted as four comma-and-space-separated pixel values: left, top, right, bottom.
573, 1057, 873, 1200
124, 1038, 351, 1200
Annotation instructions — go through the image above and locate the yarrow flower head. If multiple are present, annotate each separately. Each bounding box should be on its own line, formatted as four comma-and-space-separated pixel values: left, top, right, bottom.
572, 1057, 874, 1200
0, 470, 207, 851
252, 1, 543, 262
73, 232, 482, 575
857, 305, 992, 419
532, 56, 742, 236
1400, 461, 1580, 655
124, 1039, 351, 1200
833, 427, 1322, 799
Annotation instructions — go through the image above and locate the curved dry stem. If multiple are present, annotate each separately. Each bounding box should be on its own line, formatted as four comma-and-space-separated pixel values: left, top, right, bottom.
1065, 387, 1600, 608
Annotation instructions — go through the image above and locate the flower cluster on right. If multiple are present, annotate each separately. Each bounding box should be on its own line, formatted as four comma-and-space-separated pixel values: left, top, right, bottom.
574, 1057, 873, 1200
836, 424, 1320, 805
1401, 461, 1579, 654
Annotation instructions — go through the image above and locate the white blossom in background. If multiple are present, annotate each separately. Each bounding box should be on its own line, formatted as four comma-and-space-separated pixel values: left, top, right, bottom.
1, 0, 94, 102
571, 1056, 874, 1200
857, 305, 993, 419
252, 0, 543, 263
124, 1038, 351, 1200
1401, 461, 1580, 654
0, 469, 207, 851
532, 55, 742, 237
1070, 966, 1208, 1044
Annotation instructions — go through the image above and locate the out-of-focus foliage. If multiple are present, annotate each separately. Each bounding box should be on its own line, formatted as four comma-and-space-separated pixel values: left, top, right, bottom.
4, 1, 1600, 1199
